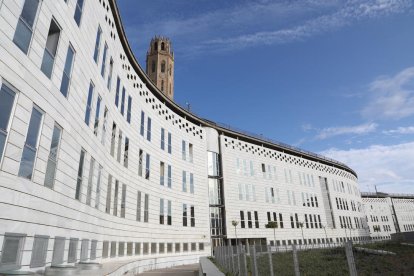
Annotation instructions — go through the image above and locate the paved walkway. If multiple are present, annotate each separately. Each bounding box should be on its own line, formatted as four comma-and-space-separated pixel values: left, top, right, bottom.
136, 264, 199, 276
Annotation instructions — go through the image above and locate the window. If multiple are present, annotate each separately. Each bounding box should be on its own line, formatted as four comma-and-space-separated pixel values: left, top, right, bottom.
151, 60, 155, 73
86, 157, 95, 206
105, 175, 112, 214
161, 42, 165, 50
115, 77, 120, 107
44, 124, 62, 189
167, 200, 172, 225
93, 26, 102, 63
110, 241, 116, 258
279, 213, 284, 228
182, 140, 186, 160
240, 211, 245, 228
90, 240, 97, 260
107, 58, 114, 90
161, 61, 166, 73
140, 111, 145, 136
127, 96, 132, 123
247, 211, 252, 228
75, 149, 86, 200
138, 149, 143, 176
182, 171, 187, 192
52, 237, 65, 265
160, 128, 165, 150
167, 132, 172, 153
95, 165, 102, 209
101, 43, 108, 77
84, 82, 94, 126
123, 137, 129, 168
159, 198, 164, 224
127, 242, 133, 256
110, 123, 116, 156
151, 243, 157, 254
167, 165, 172, 188
80, 239, 89, 262
190, 205, 195, 227
41, 19, 61, 78
13, 0, 40, 54
30, 235, 48, 268
101, 107, 108, 145
74, 0, 84, 26
0, 233, 26, 270
254, 211, 259, 228
145, 153, 150, 180
135, 243, 141, 255
189, 143, 193, 162
144, 194, 149, 222
120, 87, 126, 116
147, 117, 151, 141
113, 180, 119, 216
136, 191, 141, 221
68, 238, 78, 263
190, 173, 194, 194
60, 44, 75, 97
207, 152, 220, 177
0, 83, 16, 161
121, 184, 126, 218
18, 106, 43, 180
117, 130, 122, 162
161, 80, 164, 91
182, 204, 188, 226
93, 95, 101, 136
160, 162, 165, 186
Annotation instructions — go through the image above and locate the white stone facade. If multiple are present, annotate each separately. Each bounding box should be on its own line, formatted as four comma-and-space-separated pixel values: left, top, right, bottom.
0, 0, 373, 274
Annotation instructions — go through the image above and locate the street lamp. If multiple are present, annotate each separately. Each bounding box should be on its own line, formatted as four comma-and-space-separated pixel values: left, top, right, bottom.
232, 220, 239, 246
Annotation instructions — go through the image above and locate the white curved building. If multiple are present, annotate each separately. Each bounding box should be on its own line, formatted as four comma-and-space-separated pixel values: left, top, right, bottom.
0, 0, 369, 274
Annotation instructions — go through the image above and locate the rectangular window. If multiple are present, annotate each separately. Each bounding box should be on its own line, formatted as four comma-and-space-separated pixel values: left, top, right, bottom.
121, 184, 126, 218
93, 26, 102, 63
40, 19, 61, 78
84, 82, 94, 126
0, 233, 26, 270
18, 106, 43, 180
254, 211, 259, 228
279, 213, 284, 228
52, 237, 65, 265
93, 95, 101, 135
167, 200, 172, 225
44, 124, 62, 189
140, 111, 145, 136
145, 153, 150, 180
101, 107, 108, 145
120, 87, 126, 116
240, 211, 245, 228
68, 238, 78, 263
105, 174, 112, 214
0, 84, 16, 161
113, 180, 119, 216
190, 173, 194, 194
127, 96, 132, 123
110, 241, 116, 258
75, 149, 86, 200
60, 44, 75, 97
117, 130, 122, 162
144, 194, 149, 222
159, 198, 164, 224
86, 157, 95, 206
123, 137, 129, 168
189, 143, 193, 162
115, 77, 120, 107
136, 191, 141, 221
107, 58, 114, 90
167, 165, 172, 188
135, 243, 141, 255
182, 140, 186, 160
167, 133, 172, 153
182, 204, 187, 226
101, 43, 108, 77
147, 117, 152, 141
190, 205, 195, 227
138, 149, 143, 176
160, 128, 165, 150
182, 171, 187, 192
247, 211, 252, 228
95, 165, 102, 209
74, 0, 84, 26
13, 0, 40, 54
110, 122, 116, 156
30, 235, 49, 268
160, 161, 165, 186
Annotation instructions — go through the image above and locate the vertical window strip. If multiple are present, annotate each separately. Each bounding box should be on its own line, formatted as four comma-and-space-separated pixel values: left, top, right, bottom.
93, 95, 101, 135
44, 124, 62, 189
0, 83, 16, 162
93, 26, 102, 63
101, 43, 108, 77
75, 149, 86, 200
13, 0, 40, 54
95, 165, 102, 209
60, 44, 75, 97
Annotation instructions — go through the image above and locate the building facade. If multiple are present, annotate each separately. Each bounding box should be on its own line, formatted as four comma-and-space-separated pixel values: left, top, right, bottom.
0, 0, 372, 274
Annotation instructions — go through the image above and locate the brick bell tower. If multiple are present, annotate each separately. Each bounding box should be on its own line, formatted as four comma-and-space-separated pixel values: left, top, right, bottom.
146, 36, 174, 100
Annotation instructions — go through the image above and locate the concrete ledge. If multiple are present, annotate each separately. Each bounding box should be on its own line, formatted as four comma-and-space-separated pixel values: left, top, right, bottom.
198, 257, 224, 276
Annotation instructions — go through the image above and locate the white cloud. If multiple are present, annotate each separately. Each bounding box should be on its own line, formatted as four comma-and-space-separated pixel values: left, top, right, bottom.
315, 123, 377, 140
321, 142, 414, 194
362, 67, 414, 120
383, 126, 414, 135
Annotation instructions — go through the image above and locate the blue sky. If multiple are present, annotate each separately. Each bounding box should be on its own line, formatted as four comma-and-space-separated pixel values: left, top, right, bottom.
117, 0, 414, 194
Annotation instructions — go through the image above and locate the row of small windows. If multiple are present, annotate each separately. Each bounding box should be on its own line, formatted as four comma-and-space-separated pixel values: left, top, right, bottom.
403, 224, 414, 231
0, 233, 205, 271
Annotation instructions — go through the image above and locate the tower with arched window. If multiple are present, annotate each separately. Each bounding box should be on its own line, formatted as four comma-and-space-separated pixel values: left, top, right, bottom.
146, 36, 174, 100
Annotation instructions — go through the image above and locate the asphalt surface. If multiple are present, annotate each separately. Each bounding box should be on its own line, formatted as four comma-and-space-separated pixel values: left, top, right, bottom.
136, 264, 199, 276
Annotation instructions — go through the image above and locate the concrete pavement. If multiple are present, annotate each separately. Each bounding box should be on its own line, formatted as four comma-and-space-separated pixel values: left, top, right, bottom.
136, 264, 199, 276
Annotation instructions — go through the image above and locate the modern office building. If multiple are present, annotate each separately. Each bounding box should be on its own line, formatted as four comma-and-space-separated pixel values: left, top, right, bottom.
0, 0, 372, 274
362, 192, 414, 240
